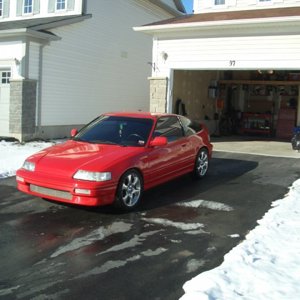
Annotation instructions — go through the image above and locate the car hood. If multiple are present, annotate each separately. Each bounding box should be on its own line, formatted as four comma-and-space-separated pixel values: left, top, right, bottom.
30, 140, 143, 176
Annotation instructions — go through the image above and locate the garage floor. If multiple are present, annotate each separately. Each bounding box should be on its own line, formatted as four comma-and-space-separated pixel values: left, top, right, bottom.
212, 136, 300, 158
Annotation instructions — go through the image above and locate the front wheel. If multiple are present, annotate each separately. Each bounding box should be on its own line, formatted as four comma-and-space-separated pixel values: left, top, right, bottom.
114, 170, 143, 211
193, 148, 209, 179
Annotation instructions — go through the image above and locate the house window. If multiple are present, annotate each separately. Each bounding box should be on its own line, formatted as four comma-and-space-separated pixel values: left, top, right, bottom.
1, 70, 11, 84
215, 0, 225, 5
56, 0, 66, 10
24, 0, 33, 14
0, 0, 2, 17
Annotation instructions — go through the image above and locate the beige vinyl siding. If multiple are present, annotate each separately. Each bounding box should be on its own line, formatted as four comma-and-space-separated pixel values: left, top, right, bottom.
40, 0, 174, 126
28, 42, 40, 80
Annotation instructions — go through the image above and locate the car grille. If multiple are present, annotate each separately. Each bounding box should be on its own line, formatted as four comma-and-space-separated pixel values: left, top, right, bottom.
30, 184, 72, 201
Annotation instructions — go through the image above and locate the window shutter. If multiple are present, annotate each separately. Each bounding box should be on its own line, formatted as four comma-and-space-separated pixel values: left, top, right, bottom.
3, 0, 10, 17
48, 0, 55, 13
67, 0, 75, 11
33, 0, 40, 14
16, 0, 23, 16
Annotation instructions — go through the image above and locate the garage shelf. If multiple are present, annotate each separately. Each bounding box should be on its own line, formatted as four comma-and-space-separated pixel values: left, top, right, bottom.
219, 79, 300, 86
242, 113, 272, 135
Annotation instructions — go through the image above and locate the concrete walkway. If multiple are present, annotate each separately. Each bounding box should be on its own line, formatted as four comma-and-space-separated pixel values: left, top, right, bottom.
211, 136, 300, 158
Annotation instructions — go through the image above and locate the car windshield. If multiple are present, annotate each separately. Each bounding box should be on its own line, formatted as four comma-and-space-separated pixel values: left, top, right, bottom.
74, 115, 154, 147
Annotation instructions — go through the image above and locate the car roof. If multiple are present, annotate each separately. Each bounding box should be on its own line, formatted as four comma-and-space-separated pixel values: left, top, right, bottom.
103, 112, 179, 120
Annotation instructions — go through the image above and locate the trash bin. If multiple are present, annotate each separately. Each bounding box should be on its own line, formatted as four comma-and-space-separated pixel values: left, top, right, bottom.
291, 127, 300, 151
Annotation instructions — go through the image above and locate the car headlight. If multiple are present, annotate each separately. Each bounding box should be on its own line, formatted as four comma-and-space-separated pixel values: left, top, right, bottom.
22, 161, 36, 172
73, 170, 112, 182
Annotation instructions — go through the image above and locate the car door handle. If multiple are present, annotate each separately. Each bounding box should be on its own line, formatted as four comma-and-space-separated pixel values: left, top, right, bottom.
181, 144, 187, 148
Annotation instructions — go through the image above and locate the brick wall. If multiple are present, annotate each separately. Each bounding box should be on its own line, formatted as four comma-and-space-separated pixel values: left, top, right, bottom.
149, 77, 168, 113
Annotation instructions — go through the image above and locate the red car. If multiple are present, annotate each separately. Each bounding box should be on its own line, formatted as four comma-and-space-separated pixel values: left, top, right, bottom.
16, 112, 212, 210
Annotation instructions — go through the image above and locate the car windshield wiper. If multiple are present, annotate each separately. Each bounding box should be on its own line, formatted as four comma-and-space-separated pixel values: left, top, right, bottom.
73, 137, 85, 142
88, 140, 127, 146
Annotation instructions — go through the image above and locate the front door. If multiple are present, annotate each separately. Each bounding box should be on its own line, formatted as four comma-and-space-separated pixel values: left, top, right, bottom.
143, 116, 192, 188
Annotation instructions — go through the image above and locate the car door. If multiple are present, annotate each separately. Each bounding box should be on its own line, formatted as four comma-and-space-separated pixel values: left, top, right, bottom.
143, 116, 193, 187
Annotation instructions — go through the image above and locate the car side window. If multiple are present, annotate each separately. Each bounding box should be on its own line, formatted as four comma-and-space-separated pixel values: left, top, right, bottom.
154, 116, 184, 142
179, 116, 196, 136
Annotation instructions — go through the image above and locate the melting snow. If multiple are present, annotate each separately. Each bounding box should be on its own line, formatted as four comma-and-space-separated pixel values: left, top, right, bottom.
51, 222, 132, 258
177, 199, 234, 211
142, 218, 205, 231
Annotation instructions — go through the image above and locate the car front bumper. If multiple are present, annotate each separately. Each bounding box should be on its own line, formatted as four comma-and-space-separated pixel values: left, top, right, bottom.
16, 169, 117, 207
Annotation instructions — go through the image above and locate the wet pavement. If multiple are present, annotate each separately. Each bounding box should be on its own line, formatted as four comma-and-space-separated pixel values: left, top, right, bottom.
0, 151, 299, 300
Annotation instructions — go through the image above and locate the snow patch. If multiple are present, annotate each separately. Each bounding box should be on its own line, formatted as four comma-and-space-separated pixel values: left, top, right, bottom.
96, 230, 163, 256
0, 285, 21, 296
51, 222, 132, 258
0, 141, 54, 178
76, 255, 141, 279
228, 234, 240, 238
142, 217, 205, 231
177, 199, 234, 211
186, 259, 206, 273
141, 247, 168, 257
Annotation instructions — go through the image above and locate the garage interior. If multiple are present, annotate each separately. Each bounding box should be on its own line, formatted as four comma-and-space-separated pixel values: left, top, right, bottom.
172, 70, 300, 140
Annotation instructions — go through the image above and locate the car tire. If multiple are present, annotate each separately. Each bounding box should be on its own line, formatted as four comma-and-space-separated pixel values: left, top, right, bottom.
193, 148, 209, 179
114, 169, 143, 211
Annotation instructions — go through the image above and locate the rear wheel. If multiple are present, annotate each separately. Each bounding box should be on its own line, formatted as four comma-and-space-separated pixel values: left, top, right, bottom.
193, 148, 209, 179
114, 169, 143, 211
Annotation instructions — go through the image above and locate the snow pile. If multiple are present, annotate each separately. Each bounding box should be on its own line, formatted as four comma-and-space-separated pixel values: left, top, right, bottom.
0, 140, 54, 178
181, 180, 300, 300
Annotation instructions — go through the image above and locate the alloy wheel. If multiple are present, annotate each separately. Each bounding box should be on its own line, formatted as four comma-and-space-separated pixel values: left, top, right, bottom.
195, 149, 209, 178
116, 170, 143, 209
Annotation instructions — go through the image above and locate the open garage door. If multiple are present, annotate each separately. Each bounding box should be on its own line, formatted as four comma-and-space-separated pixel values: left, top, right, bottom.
172, 70, 300, 140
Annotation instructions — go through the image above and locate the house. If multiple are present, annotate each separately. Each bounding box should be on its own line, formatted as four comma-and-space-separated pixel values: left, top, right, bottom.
0, 0, 185, 141
135, 0, 300, 139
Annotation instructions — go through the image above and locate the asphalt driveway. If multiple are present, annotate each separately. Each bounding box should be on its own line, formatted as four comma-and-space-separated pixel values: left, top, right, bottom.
0, 151, 299, 300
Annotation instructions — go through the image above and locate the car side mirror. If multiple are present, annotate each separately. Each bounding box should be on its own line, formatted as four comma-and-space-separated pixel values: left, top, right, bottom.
149, 136, 167, 147
71, 128, 78, 137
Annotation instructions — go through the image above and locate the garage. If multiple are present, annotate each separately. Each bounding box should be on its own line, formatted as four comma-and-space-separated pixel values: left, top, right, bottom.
134, 6, 300, 140
171, 70, 300, 139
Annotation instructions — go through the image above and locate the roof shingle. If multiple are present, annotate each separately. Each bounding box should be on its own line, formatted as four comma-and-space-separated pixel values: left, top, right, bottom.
144, 6, 300, 27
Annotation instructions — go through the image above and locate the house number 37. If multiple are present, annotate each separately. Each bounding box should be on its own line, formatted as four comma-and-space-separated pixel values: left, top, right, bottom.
229, 60, 236, 66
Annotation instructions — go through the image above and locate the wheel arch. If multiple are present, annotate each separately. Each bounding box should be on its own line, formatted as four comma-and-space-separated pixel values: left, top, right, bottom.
120, 167, 144, 182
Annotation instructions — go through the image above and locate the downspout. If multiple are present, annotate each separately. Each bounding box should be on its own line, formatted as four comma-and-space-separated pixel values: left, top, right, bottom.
36, 43, 45, 136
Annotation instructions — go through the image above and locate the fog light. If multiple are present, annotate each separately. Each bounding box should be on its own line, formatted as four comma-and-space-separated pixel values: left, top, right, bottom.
16, 176, 24, 183
75, 188, 91, 195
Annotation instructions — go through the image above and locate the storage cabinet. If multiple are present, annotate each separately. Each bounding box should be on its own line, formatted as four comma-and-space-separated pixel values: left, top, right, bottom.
242, 113, 272, 135
276, 108, 296, 139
